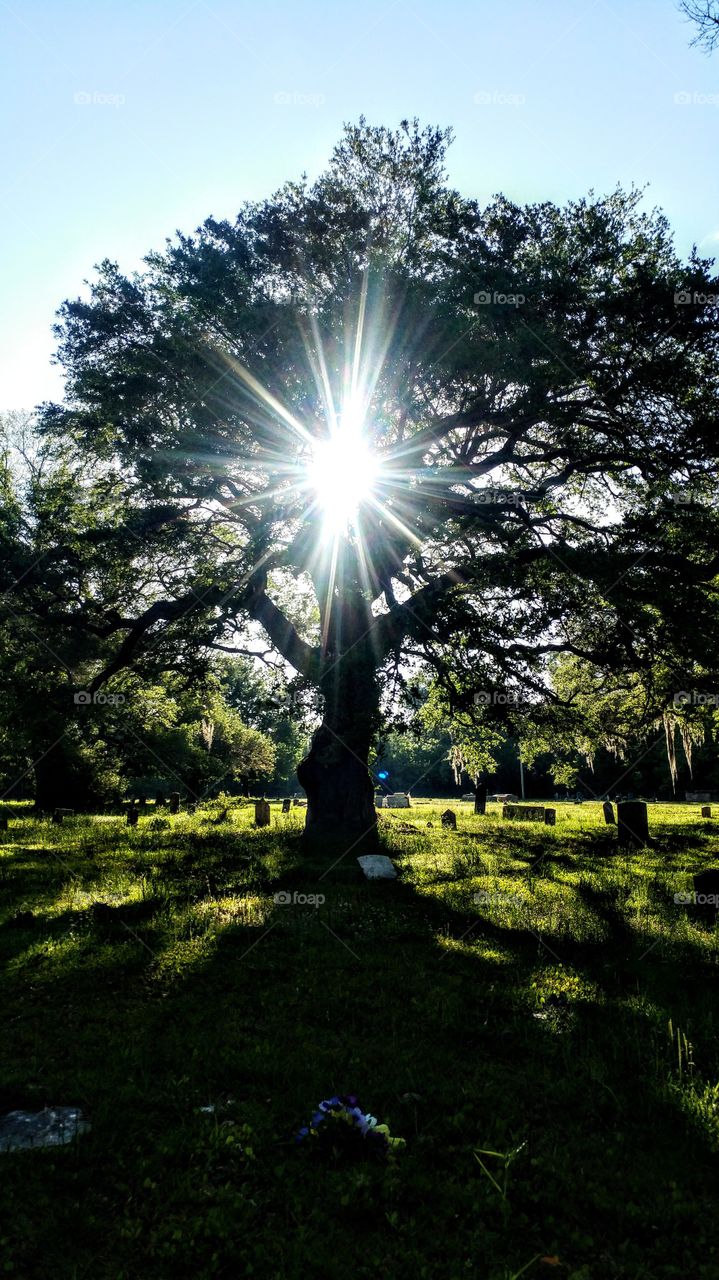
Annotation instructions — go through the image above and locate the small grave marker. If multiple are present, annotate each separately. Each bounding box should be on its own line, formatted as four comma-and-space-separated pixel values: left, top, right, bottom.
617, 801, 649, 848
441, 809, 457, 829
127, 807, 139, 826
168, 792, 180, 814
502, 804, 546, 822
603, 801, 615, 825
475, 782, 487, 816
254, 798, 271, 827
701, 806, 712, 819
386, 793, 410, 808
52, 808, 74, 824
544, 808, 556, 826
357, 854, 397, 880
282, 797, 291, 813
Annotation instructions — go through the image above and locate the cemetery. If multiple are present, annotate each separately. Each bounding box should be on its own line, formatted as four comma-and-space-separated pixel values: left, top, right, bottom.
2, 5, 719, 1276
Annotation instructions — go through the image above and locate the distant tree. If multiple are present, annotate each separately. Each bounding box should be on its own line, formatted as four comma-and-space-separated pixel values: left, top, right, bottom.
680, 1, 719, 51
40, 120, 719, 849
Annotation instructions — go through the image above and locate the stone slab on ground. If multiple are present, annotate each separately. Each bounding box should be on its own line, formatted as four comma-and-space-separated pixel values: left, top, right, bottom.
502, 804, 546, 822
385, 793, 410, 808
0, 1107, 90, 1152
357, 854, 397, 880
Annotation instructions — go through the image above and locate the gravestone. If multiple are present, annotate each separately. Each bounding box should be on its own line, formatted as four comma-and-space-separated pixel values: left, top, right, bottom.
686, 790, 711, 804
461, 793, 474, 802
127, 807, 139, 826
357, 854, 397, 880
544, 808, 556, 826
168, 792, 180, 814
282, 797, 291, 813
701, 806, 712, 819
617, 801, 649, 848
155, 792, 165, 807
491, 793, 519, 803
53, 808, 74, 824
475, 782, 487, 815
692, 868, 719, 902
254, 799, 271, 827
376, 796, 386, 808
441, 809, 457, 829
603, 801, 615, 825
386, 793, 410, 809
503, 804, 546, 822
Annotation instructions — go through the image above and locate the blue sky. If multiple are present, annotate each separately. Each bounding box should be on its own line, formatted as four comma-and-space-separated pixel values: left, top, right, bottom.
1, 0, 718, 408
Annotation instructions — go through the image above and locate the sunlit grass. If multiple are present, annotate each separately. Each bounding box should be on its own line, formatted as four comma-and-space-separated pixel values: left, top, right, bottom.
1, 797, 719, 1277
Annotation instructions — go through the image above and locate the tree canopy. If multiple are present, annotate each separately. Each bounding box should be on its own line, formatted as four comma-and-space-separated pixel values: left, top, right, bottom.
32, 118, 719, 846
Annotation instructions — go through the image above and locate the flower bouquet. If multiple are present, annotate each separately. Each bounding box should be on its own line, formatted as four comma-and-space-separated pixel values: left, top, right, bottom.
295, 1094, 405, 1160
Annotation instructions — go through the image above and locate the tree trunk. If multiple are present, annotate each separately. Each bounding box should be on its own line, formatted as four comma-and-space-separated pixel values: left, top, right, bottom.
33, 736, 87, 812
297, 651, 379, 854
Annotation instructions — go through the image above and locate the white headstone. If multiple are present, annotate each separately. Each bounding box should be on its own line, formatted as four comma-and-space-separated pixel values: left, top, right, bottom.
357, 854, 397, 880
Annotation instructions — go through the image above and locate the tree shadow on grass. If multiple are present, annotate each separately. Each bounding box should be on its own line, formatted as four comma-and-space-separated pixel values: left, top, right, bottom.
2, 830, 719, 1279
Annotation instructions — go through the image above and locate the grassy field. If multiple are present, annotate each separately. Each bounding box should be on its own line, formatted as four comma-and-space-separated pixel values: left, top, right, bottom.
1, 798, 719, 1279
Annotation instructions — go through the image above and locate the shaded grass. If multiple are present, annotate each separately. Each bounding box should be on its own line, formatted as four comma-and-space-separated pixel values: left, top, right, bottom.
1, 799, 719, 1278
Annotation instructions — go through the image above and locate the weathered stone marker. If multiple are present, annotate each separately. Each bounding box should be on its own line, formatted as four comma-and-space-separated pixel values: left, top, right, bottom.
127, 807, 139, 826
155, 792, 165, 807
53, 808, 74, 824
475, 782, 488, 816
701, 806, 712, 819
441, 809, 457, 829
617, 801, 649, 848
544, 808, 556, 826
357, 854, 397, 880
603, 801, 615, 825
282, 797, 291, 813
692, 868, 719, 901
168, 792, 180, 814
254, 798, 271, 827
502, 804, 546, 822
386, 793, 410, 808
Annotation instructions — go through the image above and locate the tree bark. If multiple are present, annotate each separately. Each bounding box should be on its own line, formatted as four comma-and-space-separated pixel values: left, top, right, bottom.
297, 649, 380, 854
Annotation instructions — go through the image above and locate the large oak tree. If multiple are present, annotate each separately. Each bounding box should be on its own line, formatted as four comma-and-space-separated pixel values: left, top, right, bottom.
41, 120, 719, 849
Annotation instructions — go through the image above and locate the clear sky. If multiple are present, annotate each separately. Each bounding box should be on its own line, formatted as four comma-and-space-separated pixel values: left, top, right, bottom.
1, 0, 717, 409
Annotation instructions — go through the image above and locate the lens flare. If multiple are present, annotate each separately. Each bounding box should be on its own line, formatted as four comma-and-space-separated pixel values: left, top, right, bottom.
308, 422, 378, 536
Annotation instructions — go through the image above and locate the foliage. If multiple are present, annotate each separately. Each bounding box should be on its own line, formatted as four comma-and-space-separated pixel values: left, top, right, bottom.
25, 119, 719, 835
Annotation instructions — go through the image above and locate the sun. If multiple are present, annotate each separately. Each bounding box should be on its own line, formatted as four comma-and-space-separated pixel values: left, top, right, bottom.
308, 421, 378, 536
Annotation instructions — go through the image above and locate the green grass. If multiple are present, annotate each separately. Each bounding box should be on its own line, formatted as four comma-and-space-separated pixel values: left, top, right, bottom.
2, 798, 719, 1278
